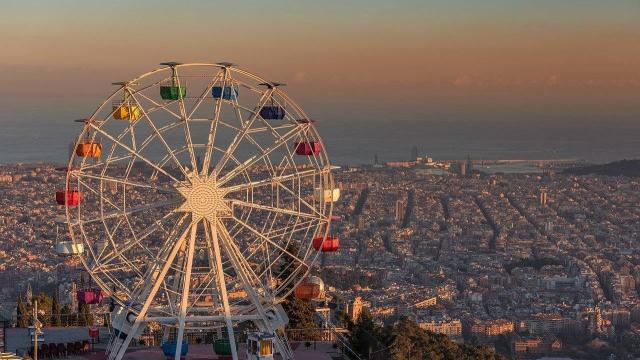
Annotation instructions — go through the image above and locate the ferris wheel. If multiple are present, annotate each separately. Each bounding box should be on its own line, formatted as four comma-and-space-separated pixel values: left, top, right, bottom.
57, 62, 339, 360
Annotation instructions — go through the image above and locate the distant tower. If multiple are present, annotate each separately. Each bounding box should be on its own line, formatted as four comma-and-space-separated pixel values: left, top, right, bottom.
411, 146, 419, 161
356, 216, 365, 231
25, 283, 33, 304
539, 188, 548, 206
458, 161, 467, 177
350, 296, 364, 321
466, 154, 473, 175
374, 153, 379, 165
71, 281, 78, 312
395, 199, 405, 223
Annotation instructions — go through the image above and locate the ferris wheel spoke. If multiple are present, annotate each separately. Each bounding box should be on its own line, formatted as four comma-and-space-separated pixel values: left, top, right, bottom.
99, 212, 188, 270
217, 125, 307, 187
187, 71, 223, 119
76, 178, 122, 211
68, 199, 179, 227
173, 74, 199, 174
217, 221, 270, 296
175, 219, 198, 358
217, 219, 294, 359
276, 181, 325, 218
231, 199, 321, 220
201, 69, 229, 174
263, 218, 319, 239
223, 168, 321, 194
134, 91, 183, 121
206, 217, 239, 360
212, 89, 273, 175
88, 122, 181, 183
228, 215, 308, 268
111, 221, 193, 360
130, 93, 191, 179
71, 171, 177, 194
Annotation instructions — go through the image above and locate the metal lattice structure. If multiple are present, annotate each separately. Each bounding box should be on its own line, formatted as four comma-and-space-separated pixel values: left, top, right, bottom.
60, 62, 335, 360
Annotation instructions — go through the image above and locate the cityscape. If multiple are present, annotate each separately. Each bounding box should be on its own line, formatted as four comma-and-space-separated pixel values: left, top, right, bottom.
1, 154, 639, 359
1, 1, 640, 360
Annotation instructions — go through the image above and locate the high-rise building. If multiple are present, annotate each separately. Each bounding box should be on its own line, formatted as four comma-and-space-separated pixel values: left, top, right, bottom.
540, 188, 548, 206
466, 154, 473, 175
350, 296, 364, 321
356, 215, 365, 231
458, 161, 467, 177
411, 146, 419, 161
395, 199, 405, 223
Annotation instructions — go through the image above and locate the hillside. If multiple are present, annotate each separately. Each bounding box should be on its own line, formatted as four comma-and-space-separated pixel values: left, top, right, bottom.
563, 159, 640, 177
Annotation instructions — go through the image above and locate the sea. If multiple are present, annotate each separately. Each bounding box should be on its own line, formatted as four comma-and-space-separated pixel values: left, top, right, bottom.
2, 95, 639, 167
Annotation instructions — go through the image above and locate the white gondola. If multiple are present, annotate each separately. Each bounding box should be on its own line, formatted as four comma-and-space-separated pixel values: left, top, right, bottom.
55, 241, 85, 255
246, 332, 274, 360
314, 187, 340, 203
54, 225, 84, 255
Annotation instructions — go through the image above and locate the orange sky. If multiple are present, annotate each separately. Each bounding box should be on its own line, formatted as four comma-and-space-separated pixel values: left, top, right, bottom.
1, 1, 639, 118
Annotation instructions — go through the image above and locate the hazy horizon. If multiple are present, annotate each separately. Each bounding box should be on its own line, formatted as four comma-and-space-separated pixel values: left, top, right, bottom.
1, 0, 639, 164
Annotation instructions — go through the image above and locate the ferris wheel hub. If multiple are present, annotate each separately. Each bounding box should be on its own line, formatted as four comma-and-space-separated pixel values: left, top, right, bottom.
175, 173, 232, 220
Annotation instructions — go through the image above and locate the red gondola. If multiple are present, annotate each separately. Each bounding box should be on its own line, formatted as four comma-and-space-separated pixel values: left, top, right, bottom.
77, 288, 103, 305
312, 236, 339, 252
56, 190, 82, 206
294, 141, 321, 156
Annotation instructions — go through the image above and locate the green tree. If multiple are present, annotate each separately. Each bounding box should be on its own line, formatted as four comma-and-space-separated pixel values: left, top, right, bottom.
385, 317, 509, 360
60, 304, 72, 327
16, 299, 29, 328
349, 308, 383, 358
282, 296, 315, 329
79, 303, 94, 326
51, 294, 62, 327
34, 293, 53, 326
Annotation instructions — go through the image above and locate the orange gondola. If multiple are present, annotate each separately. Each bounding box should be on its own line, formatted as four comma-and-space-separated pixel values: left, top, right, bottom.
294, 276, 324, 300
75, 142, 102, 158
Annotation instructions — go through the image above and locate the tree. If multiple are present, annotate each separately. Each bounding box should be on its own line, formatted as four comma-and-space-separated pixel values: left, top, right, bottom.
79, 303, 94, 326
16, 299, 29, 328
60, 304, 72, 327
34, 293, 53, 326
277, 241, 318, 338
51, 294, 62, 327
282, 296, 315, 330
349, 308, 383, 358
383, 317, 509, 360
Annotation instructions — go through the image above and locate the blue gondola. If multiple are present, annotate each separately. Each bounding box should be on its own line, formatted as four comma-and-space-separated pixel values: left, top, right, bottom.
259, 105, 285, 120
161, 341, 188, 357
212, 85, 238, 100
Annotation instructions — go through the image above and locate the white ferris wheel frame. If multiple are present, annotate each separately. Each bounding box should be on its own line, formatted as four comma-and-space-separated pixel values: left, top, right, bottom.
60, 63, 335, 360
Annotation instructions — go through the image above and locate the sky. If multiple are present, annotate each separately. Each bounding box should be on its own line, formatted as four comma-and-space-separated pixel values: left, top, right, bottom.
1, 0, 639, 163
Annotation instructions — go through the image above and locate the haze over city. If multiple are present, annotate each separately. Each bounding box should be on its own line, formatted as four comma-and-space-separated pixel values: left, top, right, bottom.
2, 0, 640, 164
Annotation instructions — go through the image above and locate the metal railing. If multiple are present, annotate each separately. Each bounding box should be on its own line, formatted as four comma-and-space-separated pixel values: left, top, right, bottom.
15, 313, 109, 328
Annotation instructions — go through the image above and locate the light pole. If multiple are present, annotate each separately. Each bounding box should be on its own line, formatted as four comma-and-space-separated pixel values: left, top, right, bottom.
33, 300, 42, 360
